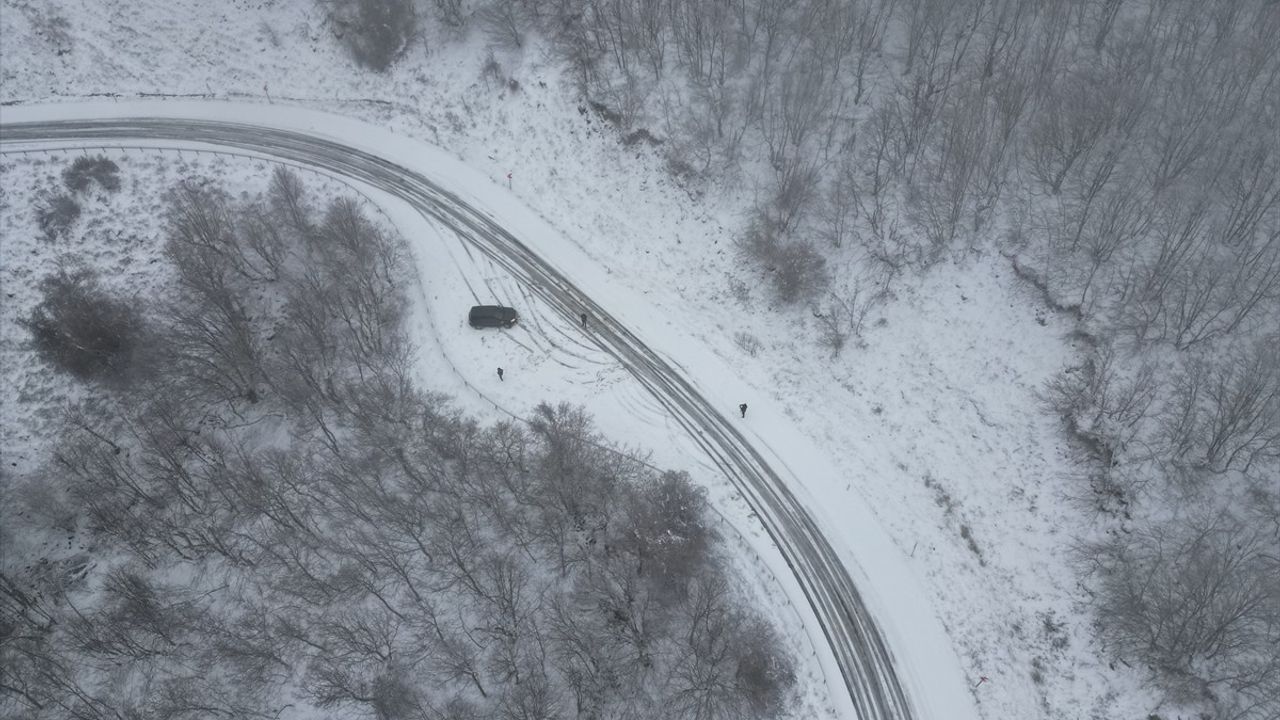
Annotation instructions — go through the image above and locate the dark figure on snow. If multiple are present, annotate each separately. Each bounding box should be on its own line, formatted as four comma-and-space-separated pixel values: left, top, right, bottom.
739, 403, 748, 418
580, 312, 588, 327
497, 367, 504, 382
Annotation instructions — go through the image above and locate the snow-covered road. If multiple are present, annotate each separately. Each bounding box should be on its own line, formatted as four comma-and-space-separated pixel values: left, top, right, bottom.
0, 102, 979, 720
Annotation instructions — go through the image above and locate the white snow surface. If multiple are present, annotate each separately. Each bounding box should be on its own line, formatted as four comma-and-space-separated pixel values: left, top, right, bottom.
1, 5, 1166, 717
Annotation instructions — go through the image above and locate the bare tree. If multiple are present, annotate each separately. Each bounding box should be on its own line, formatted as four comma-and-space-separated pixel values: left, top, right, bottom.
1216, 138, 1280, 250
268, 166, 314, 241
910, 84, 991, 254
1083, 512, 1280, 698
64, 567, 197, 666
203, 601, 295, 692
168, 181, 280, 284
1071, 179, 1152, 314
497, 663, 563, 720
527, 402, 625, 572
1119, 192, 1213, 346
164, 284, 266, 406
850, 0, 895, 104
477, 2, 526, 49
811, 285, 881, 358
547, 593, 621, 718
1162, 341, 1280, 476
733, 615, 796, 718
164, 182, 283, 404
309, 197, 409, 368
670, 0, 735, 86
1045, 339, 1159, 477
1025, 70, 1112, 195
668, 573, 793, 720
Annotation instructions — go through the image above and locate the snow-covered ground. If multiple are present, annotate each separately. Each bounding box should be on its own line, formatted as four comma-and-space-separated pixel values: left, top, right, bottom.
1, 2, 1169, 718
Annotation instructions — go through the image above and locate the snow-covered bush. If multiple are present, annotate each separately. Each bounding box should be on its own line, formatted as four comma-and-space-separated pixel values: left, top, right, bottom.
28, 7, 73, 56
35, 191, 81, 241
1085, 511, 1280, 715
739, 218, 828, 304
324, 0, 417, 72
62, 156, 120, 194
616, 470, 712, 601
22, 269, 145, 383
735, 615, 797, 717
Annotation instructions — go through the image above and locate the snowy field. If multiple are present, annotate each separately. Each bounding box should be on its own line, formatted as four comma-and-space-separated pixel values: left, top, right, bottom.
0, 1, 1178, 718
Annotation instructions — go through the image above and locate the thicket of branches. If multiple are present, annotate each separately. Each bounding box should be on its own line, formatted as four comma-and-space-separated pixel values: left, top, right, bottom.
2, 168, 796, 719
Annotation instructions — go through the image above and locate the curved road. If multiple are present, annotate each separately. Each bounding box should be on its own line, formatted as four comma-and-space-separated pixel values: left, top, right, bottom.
1, 117, 914, 720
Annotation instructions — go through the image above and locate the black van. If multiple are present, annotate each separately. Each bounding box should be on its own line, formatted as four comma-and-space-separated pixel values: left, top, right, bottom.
468, 305, 519, 328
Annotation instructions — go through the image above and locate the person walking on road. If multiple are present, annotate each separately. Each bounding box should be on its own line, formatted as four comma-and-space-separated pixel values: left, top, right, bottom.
497, 367, 505, 382
739, 403, 748, 418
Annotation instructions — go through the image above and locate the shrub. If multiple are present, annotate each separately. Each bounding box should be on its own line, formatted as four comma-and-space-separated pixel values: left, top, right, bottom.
63, 155, 121, 193
813, 287, 881, 358
1085, 512, 1280, 707
35, 192, 81, 241
734, 332, 762, 357
326, 0, 417, 72
735, 617, 796, 717
22, 269, 145, 382
739, 219, 828, 304
769, 240, 828, 304
31, 9, 73, 55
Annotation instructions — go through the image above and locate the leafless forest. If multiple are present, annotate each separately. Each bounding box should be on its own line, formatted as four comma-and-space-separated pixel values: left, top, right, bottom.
322, 0, 1280, 716
3, 166, 795, 719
